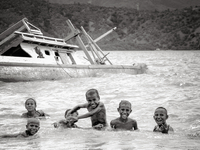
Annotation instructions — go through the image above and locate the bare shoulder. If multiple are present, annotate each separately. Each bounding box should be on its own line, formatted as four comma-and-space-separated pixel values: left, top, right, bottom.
37, 110, 45, 115
21, 113, 27, 118
110, 118, 120, 124
128, 118, 137, 123
99, 102, 106, 108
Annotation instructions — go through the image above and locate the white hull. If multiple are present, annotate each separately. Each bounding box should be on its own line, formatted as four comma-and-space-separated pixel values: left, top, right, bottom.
0, 61, 147, 82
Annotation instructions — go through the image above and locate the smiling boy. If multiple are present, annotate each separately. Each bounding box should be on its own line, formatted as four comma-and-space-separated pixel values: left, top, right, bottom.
67, 89, 107, 130
153, 107, 174, 134
110, 100, 138, 131
0, 118, 40, 138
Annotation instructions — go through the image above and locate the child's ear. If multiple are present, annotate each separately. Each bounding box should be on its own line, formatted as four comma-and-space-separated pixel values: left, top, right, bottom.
166, 115, 168, 119
117, 108, 119, 112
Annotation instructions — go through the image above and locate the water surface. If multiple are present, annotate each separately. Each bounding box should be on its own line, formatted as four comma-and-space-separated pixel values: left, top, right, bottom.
0, 51, 200, 150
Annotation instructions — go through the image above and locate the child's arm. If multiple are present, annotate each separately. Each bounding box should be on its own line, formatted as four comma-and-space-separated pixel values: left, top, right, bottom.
110, 121, 116, 129
37, 110, 50, 117
0, 133, 21, 138
133, 120, 139, 130
68, 103, 88, 114
21, 113, 27, 118
78, 103, 103, 119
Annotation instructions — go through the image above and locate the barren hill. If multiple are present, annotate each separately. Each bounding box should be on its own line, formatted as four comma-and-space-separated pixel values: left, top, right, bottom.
48, 0, 200, 11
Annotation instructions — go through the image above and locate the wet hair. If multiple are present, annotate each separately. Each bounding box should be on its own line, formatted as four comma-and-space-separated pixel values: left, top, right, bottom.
155, 107, 168, 114
25, 98, 37, 106
85, 89, 100, 99
27, 118, 40, 125
64, 109, 78, 118
119, 100, 132, 108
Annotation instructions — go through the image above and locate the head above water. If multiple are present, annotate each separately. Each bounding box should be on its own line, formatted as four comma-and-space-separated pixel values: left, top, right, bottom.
64, 109, 78, 118
154, 107, 168, 115
25, 98, 37, 106
85, 89, 100, 100
153, 107, 168, 126
119, 100, 132, 108
27, 118, 40, 126
26, 118, 40, 135
117, 100, 132, 120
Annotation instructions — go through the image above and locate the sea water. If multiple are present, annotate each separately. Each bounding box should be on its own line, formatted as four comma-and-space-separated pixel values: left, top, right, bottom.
0, 51, 200, 150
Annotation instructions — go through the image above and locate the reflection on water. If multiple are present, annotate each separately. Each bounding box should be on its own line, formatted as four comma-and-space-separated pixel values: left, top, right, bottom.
0, 51, 200, 150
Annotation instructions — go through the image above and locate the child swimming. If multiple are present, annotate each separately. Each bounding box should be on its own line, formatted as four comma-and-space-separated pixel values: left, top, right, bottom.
0, 118, 40, 138
67, 89, 107, 130
53, 109, 78, 128
21, 98, 49, 118
153, 107, 174, 134
110, 100, 138, 131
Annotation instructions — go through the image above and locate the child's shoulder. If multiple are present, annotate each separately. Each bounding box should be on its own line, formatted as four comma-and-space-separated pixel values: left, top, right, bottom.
21, 112, 28, 118
128, 118, 137, 122
110, 117, 120, 123
36, 110, 45, 116
20, 131, 29, 137
99, 102, 106, 108
21, 110, 47, 118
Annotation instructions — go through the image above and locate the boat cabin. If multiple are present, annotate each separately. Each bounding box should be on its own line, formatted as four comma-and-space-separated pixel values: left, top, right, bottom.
0, 18, 79, 65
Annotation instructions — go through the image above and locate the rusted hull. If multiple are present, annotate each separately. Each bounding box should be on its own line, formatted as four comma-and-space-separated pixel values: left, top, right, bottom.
0, 63, 147, 82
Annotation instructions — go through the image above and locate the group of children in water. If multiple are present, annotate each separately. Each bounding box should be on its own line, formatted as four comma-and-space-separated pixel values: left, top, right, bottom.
0, 88, 173, 138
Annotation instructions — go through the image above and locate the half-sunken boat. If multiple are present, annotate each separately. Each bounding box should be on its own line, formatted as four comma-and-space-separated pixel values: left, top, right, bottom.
0, 18, 147, 82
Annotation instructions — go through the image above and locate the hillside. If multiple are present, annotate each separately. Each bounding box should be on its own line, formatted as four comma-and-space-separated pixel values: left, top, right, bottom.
48, 0, 200, 11
0, 0, 200, 50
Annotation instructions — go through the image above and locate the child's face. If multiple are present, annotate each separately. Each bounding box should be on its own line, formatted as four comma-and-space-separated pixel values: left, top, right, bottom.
86, 93, 100, 109
65, 112, 78, 125
118, 104, 132, 119
25, 99, 36, 111
153, 108, 168, 125
65, 112, 78, 119
26, 123, 40, 135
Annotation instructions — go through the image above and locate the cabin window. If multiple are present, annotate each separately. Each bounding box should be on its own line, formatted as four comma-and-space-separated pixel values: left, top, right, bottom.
45, 50, 50, 55
1, 45, 31, 57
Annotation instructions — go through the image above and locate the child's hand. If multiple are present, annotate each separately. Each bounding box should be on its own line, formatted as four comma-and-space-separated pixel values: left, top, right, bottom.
66, 110, 72, 116
66, 116, 78, 122
93, 124, 104, 130
160, 124, 168, 134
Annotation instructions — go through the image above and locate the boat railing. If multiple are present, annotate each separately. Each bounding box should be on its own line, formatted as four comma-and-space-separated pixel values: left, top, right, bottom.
15, 31, 78, 49
22, 19, 43, 35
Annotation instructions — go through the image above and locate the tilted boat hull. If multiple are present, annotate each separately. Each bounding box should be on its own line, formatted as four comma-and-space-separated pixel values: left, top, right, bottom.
0, 18, 148, 82
0, 63, 147, 82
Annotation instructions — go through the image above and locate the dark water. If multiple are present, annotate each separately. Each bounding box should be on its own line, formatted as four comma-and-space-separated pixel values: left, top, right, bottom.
0, 51, 200, 150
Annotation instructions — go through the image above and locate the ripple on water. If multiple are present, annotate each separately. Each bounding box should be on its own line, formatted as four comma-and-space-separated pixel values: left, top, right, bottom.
0, 51, 200, 149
